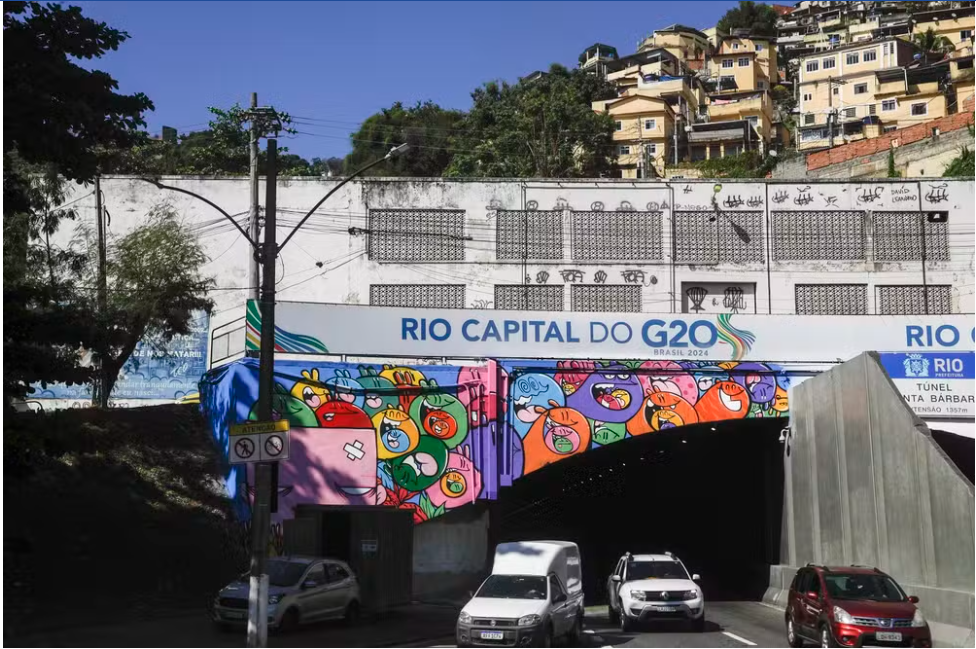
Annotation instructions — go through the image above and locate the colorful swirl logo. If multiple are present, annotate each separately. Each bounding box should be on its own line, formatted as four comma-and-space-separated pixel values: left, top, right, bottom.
715, 313, 755, 361
246, 301, 329, 354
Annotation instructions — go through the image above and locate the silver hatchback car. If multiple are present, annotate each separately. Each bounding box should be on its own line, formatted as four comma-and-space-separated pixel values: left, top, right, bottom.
213, 556, 361, 631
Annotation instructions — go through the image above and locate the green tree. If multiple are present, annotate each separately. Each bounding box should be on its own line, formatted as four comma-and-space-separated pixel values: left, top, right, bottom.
912, 27, 955, 56
72, 205, 215, 405
446, 64, 617, 178
344, 101, 465, 177
4, 2, 153, 404
716, 1, 780, 37
887, 148, 900, 178
942, 146, 974, 177
692, 150, 778, 178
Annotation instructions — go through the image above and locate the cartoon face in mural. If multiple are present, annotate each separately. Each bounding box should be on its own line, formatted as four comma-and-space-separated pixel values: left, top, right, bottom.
770, 385, 790, 413
567, 365, 643, 423
324, 369, 365, 409
638, 360, 700, 406
728, 362, 777, 404
408, 380, 469, 449
356, 366, 400, 418
372, 406, 421, 459
510, 373, 564, 438
591, 420, 627, 446
554, 360, 596, 396
694, 380, 750, 423
692, 366, 731, 393
315, 400, 372, 429
425, 445, 483, 510
381, 365, 426, 410
277, 424, 380, 513
290, 369, 330, 410
250, 383, 318, 427
387, 434, 449, 492
628, 391, 699, 435
523, 401, 591, 474
457, 366, 499, 421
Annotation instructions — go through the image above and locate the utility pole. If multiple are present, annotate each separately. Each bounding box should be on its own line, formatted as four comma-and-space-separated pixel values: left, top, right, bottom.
920, 213, 929, 315
249, 93, 261, 301
94, 175, 108, 408
247, 139, 277, 649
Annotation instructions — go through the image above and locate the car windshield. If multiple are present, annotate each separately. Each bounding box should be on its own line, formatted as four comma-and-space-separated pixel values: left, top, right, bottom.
476, 575, 547, 600
259, 559, 309, 587
627, 560, 688, 581
824, 573, 906, 602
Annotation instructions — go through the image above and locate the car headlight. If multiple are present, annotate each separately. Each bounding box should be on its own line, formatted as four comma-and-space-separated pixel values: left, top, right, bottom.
518, 614, 541, 626
458, 611, 472, 624
833, 606, 854, 624
911, 609, 926, 628
268, 594, 284, 605
684, 589, 699, 600
630, 590, 646, 601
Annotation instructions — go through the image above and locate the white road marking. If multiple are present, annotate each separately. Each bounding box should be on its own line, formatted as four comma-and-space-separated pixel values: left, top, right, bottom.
583, 629, 595, 634
722, 630, 758, 646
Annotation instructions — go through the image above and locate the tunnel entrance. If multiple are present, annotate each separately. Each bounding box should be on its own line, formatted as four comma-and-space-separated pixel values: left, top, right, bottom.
488, 416, 787, 603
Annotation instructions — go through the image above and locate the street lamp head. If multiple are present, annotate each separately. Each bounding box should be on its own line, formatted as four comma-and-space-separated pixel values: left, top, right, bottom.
387, 143, 410, 159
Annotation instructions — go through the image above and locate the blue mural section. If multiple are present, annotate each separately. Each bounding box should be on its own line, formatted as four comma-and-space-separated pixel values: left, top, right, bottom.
31, 312, 209, 402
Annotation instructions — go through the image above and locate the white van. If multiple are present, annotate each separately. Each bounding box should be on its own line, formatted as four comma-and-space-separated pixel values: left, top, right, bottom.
457, 541, 584, 647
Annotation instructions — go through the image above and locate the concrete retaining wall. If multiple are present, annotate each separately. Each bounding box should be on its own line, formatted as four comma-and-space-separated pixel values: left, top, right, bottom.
764, 352, 975, 647
413, 504, 490, 603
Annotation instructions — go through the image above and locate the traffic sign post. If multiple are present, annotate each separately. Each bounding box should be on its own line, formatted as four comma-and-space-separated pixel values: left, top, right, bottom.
229, 420, 290, 464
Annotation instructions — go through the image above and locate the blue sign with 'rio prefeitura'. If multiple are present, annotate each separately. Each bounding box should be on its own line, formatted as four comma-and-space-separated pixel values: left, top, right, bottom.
879, 352, 975, 380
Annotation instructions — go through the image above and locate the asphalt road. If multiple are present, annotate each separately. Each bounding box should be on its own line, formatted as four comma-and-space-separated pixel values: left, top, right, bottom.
415, 602, 789, 649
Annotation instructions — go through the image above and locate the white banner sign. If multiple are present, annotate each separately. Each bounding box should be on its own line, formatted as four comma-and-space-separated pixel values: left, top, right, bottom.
252, 301, 975, 364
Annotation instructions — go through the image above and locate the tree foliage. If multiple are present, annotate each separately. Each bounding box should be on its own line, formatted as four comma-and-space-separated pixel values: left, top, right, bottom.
445, 64, 618, 178
71, 206, 214, 403
692, 150, 778, 178
344, 101, 465, 177
3, 2, 154, 405
912, 27, 955, 55
716, 1, 780, 37
942, 145, 974, 177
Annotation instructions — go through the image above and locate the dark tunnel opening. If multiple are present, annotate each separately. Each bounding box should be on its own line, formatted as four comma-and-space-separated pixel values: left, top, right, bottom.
487, 417, 787, 604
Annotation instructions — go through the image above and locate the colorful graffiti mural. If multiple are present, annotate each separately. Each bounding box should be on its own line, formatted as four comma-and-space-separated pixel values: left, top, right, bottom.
201, 357, 789, 525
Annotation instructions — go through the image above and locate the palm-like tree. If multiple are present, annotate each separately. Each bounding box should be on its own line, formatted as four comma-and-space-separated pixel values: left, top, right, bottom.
913, 27, 955, 56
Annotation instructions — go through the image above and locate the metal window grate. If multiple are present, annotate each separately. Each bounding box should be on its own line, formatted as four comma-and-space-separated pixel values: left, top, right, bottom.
877, 285, 952, 314
772, 211, 866, 261
571, 211, 663, 261
369, 284, 465, 309
571, 285, 642, 312
367, 209, 465, 262
795, 284, 867, 314
873, 212, 950, 261
674, 211, 764, 263
494, 285, 565, 311
496, 210, 563, 260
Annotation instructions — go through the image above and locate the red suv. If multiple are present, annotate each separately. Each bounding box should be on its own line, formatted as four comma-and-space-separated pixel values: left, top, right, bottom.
785, 565, 931, 648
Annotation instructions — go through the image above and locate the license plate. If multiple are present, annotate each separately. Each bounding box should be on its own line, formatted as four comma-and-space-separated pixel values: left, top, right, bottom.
650, 605, 679, 612
224, 611, 246, 620
876, 632, 902, 642
480, 631, 504, 640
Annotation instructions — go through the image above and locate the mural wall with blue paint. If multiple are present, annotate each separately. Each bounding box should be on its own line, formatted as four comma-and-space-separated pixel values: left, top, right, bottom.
200, 356, 789, 525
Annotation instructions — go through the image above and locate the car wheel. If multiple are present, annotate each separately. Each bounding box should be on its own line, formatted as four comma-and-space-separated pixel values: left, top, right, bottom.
280, 608, 299, 634
620, 612, 633, 633
567, 614, 582, 646
607, 603, 619, 623
820, 624, 837, 648
344, 600, 360, 625
787, 615, 804, 647
691, 615, 705, 633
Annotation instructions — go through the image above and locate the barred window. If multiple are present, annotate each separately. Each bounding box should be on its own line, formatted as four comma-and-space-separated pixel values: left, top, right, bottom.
494, 285, 565, 311
496, 210, 563, 260
674, 211, 764, 263
571, 285, 642, 312
370, 284, 465, 309
873, 212, 950, 261
571, 211, 663, 261
772, 211, 866, 261
367, 209, 465, 262
877, 285, 952, 315
795, 284, 867, 315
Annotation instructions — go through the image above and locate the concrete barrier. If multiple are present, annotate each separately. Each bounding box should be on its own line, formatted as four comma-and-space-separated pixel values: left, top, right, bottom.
764, 352, 975, 648
413, 504, 490, 604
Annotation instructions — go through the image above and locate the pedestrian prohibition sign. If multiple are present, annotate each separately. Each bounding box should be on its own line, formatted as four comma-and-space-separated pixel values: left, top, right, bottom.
229, 420, 290, 464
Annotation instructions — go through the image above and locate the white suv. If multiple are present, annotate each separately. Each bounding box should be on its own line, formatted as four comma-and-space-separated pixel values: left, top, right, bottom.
606, 552, 704, 632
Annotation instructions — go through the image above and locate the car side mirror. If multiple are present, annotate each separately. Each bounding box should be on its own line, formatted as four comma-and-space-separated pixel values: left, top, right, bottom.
611, 575, 621, 583
302, 579, 318, 590
692, 574, 701, 581
805, 591, 819, 601
908, 595, 919, 604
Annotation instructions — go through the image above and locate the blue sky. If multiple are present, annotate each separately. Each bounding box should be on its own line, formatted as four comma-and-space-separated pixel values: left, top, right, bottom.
76, 1, 736, 160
